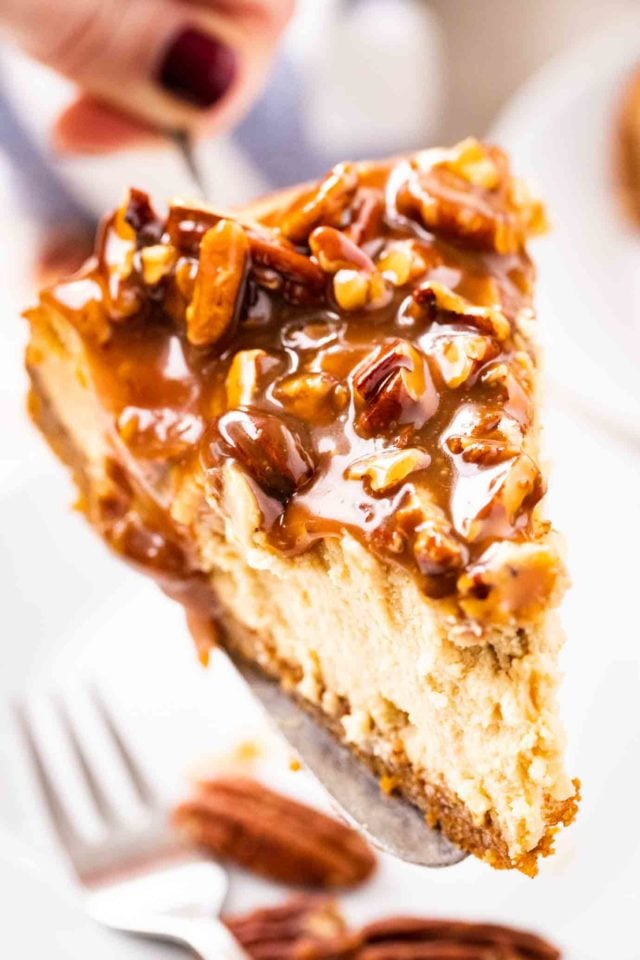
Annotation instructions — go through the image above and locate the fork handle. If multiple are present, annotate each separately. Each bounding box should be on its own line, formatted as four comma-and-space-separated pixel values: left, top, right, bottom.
185, 918, 252, 960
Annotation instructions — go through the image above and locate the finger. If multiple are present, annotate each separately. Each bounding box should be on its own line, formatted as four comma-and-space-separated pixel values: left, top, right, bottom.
53, 94, 161, 154
2, 0, 295, 136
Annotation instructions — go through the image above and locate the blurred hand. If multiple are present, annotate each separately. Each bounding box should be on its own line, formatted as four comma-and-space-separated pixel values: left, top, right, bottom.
1, 0, 295, 153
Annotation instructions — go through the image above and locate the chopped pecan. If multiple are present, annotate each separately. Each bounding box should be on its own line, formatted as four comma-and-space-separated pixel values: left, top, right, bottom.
346, 188, 385, 246
454, 452, 545, 543
346, 448, 430, 494
116, 406, 203, 460
433, 333, 501, 389
413, 281, 510, 341
446, 434, 518, 466
358, 916, 560, 960
139, 243, 177, 285
216, 409, 315, 499
390, 138, 548, 254
308, 228, 390, 311
310, 226, 375, 274
274, 371, 348, 422
225, 896, 354, 960
186, 219, 249, 347
352, 340, 438, 435
376, 240, 428, 287
122, 188, 163, 245
97, 203, 145, 320
225, 349, 270, 408
281, 163, 359, 243
458, 540, 566, 623
173, 777, 376, 887
386, 487, 467, 588
333, 269, 391, 312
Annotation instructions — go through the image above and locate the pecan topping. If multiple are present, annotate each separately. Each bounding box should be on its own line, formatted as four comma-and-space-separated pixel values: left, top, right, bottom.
38, 142, 555, 614
352, 340, 438, 435
173, 777, 376, 887
186, 219, 249, 347
216, 409, 315, 500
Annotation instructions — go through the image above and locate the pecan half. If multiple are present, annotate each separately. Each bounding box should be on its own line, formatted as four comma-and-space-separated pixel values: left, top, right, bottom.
352, 340, 439, 435
173, 777, 376, 887
250, 233, 326, 298
358, 916, 560, 960
281, 163, 359, 243
390, 138, 548, 254
216, 409, 315, 499
186, 219, 249, 347
225, 895, 355, 960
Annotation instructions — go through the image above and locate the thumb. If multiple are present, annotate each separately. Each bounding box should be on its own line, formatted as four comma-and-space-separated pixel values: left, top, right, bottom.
2, 0, 292, 136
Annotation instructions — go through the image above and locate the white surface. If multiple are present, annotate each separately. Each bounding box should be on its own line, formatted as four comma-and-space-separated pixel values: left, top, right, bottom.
492, 9, 640, 441
2, 18, 640, 960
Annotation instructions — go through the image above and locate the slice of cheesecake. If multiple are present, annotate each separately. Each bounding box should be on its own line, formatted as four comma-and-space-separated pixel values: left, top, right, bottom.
25, 139, 578, 874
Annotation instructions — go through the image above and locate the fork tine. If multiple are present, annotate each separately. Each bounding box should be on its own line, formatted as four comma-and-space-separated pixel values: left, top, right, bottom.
53, 696, 119, 827
13, 702, 83, 856
88, 685, 158, 808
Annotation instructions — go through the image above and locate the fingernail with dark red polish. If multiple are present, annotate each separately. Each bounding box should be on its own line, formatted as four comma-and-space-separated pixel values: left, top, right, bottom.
158, 27, 237, 109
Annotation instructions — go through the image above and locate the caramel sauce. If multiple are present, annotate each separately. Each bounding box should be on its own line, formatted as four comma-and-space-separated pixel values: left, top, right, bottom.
41, 142, 547, 604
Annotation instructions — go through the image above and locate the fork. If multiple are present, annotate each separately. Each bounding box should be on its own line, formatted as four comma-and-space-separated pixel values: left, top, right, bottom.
14, 689, 250, 960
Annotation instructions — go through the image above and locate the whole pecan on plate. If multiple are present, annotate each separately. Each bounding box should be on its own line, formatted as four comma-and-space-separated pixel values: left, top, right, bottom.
355, 916, 561, 960
225, 894, 358, 960
172, 777, 376, 888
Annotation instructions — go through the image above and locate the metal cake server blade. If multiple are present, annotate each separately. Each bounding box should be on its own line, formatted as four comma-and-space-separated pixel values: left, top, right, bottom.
228, 652, 467, 868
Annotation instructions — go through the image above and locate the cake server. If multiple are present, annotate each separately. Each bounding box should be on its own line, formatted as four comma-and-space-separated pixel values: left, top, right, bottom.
228, 651, 467, 868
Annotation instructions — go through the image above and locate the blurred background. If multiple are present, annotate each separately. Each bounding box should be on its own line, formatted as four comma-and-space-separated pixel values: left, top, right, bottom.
1, 2, 640, 958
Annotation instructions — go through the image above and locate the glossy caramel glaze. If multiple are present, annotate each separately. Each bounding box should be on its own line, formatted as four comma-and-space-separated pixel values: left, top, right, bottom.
35, 140, 556, 611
